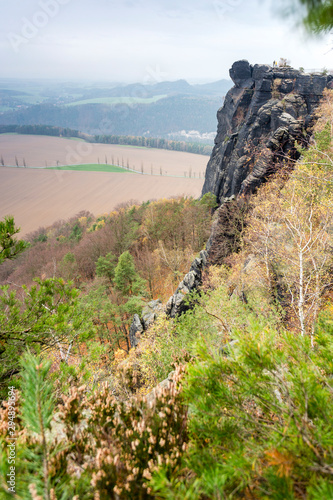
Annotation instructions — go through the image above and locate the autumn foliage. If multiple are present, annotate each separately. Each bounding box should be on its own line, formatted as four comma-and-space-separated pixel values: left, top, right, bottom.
1, 90, 333, 499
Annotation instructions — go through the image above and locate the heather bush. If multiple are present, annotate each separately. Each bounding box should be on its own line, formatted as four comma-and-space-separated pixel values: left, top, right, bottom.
0, 356, 188, 500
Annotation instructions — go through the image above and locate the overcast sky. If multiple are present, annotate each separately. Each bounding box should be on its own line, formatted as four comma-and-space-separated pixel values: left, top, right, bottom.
0, 0, 332, 84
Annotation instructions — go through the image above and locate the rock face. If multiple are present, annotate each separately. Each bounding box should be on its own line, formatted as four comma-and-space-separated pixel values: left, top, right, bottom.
129, 314, 144, 348
202, 60, 333, 203
131, 62, 333, 339
129, 300, 163, 348
130, 251, 208, 348
165, 250, 208, 318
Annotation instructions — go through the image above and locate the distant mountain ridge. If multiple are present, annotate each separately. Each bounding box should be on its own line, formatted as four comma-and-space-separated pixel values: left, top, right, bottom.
0, 78, 232, 141
82, 79, 231, 99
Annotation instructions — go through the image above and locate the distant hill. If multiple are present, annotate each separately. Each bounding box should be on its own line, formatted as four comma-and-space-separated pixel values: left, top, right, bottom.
0, 78, 232, 142
193, 80, 232, 95
72, 79, 231, 100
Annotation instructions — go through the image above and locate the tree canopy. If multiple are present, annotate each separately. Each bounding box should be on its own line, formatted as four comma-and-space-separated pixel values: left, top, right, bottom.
283, 0, 333, 33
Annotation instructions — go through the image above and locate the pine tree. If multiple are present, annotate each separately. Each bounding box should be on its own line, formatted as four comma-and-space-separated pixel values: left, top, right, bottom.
0, 216, 28, 264
114, 251, 146, 297
95, 252, 117, 284
283, 0, 333, 33
0, 278, 93, 395
20, 352, 55, 500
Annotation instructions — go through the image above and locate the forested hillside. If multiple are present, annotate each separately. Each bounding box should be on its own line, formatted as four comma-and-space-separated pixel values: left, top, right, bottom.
0, 78, 231, 141
0, 194, 216, 394
0, 96, 221, 139
0, 88, 333, 499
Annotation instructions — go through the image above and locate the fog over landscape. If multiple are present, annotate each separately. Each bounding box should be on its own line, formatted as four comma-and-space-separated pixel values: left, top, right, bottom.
1, 0, 332, 234
1, 0, 332, 83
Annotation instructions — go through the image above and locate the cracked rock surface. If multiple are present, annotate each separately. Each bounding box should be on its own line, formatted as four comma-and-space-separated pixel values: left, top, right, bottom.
202, 60, 333, 203
129, 300, 163, 348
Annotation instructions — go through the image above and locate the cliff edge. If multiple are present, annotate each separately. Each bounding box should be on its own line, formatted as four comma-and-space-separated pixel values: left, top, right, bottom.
202, 60, 333, 202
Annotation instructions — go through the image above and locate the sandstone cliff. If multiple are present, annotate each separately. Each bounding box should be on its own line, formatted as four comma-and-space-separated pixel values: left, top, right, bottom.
130, 61, 333, 337
202, 60, 333, 202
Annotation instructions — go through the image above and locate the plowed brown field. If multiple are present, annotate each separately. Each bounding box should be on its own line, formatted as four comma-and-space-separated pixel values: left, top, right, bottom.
0, 134, 208, 177
0, 135, 206, 236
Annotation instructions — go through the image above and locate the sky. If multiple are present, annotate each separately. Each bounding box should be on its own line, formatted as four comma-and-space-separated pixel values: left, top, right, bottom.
0, 0, 332, 84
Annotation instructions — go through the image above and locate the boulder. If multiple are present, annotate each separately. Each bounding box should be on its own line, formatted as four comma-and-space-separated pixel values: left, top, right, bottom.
229, 60, 254, 88
141, 299, 163, 329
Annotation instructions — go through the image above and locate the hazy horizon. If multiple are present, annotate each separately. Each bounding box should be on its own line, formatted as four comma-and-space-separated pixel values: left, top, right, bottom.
0, 75, 230, 86
1, 0, 332, 85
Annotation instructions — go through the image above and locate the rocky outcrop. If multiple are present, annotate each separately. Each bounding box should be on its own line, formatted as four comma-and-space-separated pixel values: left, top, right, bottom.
129, 299, 163, 348
129, 250, 208, 346
131, 62, 333, 339
129, 314, 144, 348
130, 250, 208, 349
202, 60, 333, 203
165, 250, 208, 318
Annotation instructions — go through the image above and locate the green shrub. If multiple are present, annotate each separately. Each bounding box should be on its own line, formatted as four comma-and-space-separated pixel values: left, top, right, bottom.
136, 278, 280, 392
153, 313, 333, 498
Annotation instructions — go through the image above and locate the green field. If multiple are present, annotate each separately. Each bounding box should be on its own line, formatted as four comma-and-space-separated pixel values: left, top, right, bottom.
65, 95, 167, 107
47, 164, 131, 173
